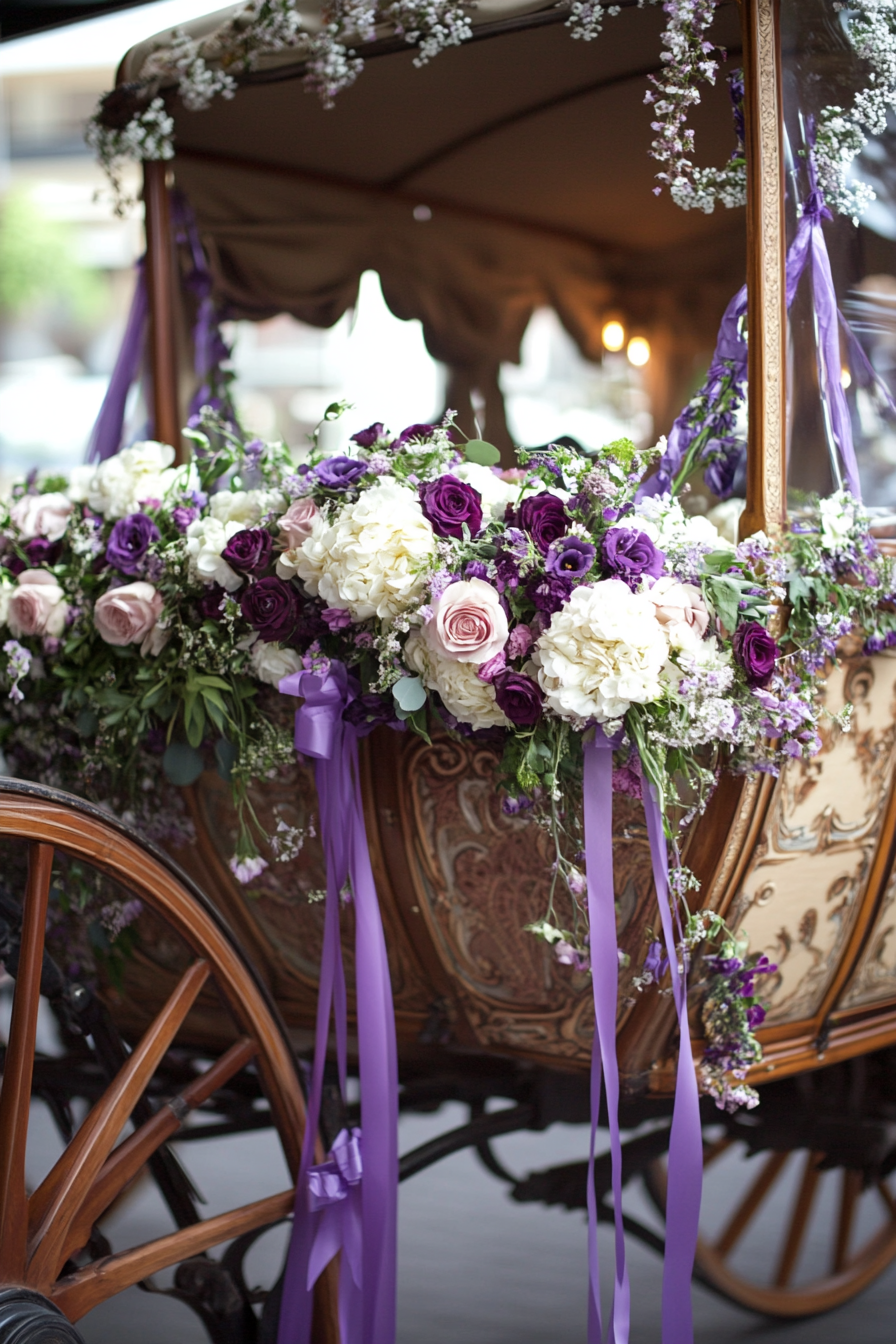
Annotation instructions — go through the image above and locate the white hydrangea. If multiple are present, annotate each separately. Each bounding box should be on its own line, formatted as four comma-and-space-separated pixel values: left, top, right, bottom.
185, 517, 245, 591
405, 631, 510, 731
250, 640, 303, 687
209, 488, 285, 525
531, 579, 667, 724
79, 442, 178, 519
635, 494, 731, 553
297, 479, 435, 622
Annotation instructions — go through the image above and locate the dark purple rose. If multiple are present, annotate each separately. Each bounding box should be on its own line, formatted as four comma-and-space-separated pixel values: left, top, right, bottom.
314, 456, 368, 490
515, 494, 569, 554
601, 527, 664, 589
732, 619, 778, 688
545, 536, 596, 579
343, 693, 405, 736
24, 538, 61, 567
105, 512, 159, 575
241, 577, 303, 643
222, 527, 273, 576
493, 670, 543, 727
197, 584, 226, 621
419, 475, 483, 540
393, 423, 434, 446
350, 423, 386, 447
526, 573, 573, 614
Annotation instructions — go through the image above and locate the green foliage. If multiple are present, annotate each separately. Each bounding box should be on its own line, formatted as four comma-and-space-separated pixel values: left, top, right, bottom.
0, 189, 105, 323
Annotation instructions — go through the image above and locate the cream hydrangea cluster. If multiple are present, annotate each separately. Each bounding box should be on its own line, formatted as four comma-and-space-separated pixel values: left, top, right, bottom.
68, 441, 179, 520
532, 579, 668, 724
297, 478, 436, 621
405, 630, 510, 731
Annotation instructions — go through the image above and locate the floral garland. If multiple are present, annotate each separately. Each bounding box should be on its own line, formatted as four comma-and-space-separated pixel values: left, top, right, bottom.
1, 402, 893, 1108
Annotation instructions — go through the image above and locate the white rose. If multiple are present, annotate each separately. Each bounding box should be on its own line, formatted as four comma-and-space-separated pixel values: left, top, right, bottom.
0, 577, 13, 628
210, 489, 285, 525
452, 462, 520, 521
66, 465, 95, 504
10, 492, 73, 542
532, 579, 667, 724
819, 493, 854, 551
86, 441, 177, 519
250, 640, 303, 687
297, 479, 435, 622
185, 517, 245, 591
406, 631, 510, 730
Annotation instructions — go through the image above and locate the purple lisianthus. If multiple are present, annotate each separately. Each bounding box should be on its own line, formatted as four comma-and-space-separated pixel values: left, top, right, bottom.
173, 505, 199, 533
350, 423, 386, 447
746, 1003, 766, 1030
515, 494, 569, 554
732, 619, 778, 688
545, 535, 596, 579
526, 572, 573, 614
393, 422, 434, 446
601, 527, 664, 589
197, 584, 226, 621
106, 512, 160, 575
241, 577, 303, 643
493, 670, 543, 727
419, 475, 483, 540
314, 456, 368, 490
222, 527, 273, 576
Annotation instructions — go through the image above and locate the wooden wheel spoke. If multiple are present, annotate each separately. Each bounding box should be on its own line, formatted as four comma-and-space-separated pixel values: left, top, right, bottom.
714, 1149, 790, 1258
877, 1181, 896, 1220
703, 1136, 734, 1170
833, 1169, 863, 1274
774, 1152, 823, 1288
0, 842, 54, 1281
57, 1037, 258, 1270
25, 959, 210, 1288
51, 1187, 294, 1322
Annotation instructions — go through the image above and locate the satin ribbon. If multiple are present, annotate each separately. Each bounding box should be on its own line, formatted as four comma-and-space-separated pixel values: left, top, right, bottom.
582, 735, 702, 1344
85, 258, 148, 463
277, 663, 398, 1344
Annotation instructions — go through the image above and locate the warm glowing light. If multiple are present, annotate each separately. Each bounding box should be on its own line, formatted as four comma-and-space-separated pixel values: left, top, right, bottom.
602, 320, 625, 352
841, 367, 852, 389
627, 336, 651, 367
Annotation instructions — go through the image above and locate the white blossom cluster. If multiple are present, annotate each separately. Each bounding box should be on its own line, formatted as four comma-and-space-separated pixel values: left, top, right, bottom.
84, 98, 174, 216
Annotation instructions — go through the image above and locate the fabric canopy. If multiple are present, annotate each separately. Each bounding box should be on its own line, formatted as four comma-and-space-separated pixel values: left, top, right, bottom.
124, 0, 747, 439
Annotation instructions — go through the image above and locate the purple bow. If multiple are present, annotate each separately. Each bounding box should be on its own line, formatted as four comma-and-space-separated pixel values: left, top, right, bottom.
583, 732, 702, 1344
277, 664, 398, 1344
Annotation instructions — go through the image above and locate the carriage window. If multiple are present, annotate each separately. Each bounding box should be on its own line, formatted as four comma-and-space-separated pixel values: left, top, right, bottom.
781, 0, 896, 511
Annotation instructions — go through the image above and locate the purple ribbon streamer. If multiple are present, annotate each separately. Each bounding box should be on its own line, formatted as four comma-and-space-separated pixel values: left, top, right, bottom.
85, 258, 148, 463
582, 737, 702, 1344
277, 662, 398, 1344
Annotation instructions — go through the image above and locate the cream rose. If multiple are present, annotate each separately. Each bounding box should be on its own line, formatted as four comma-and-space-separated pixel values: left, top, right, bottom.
8, 572, 68, 639
532, 579, 667, 724
85, 441, 178, 519
297, 479, 435, 622
648, 577, 709, 649
10, 492, 73, 542
424, 578, 508, 664
210, 489, 285, 526
0, 577, 13, 628
406, 631, 510, 731
185, 517, 245, 591
250, 640, 303, 687
94, 582, 163, 647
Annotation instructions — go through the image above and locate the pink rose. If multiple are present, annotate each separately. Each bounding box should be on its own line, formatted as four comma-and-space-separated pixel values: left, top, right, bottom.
8, 571, 68, 638
278, 498, 319, 549
94, 581, 163, 647
648, 577, 709, 648
10, 492, 73, 542
424, 577, 508, 664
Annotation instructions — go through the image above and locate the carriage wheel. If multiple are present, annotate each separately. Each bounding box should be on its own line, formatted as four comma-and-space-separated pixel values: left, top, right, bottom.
0, 780, 337, 1343
646, 1131, 896, 1316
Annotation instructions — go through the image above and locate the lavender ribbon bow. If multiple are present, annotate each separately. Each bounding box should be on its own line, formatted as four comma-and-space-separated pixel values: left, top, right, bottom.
277, 663, 398, 1344
583, 734, 702, 1344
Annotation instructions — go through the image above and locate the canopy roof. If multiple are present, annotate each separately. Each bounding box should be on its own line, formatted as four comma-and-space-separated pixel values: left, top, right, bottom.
125, 0, 746, 420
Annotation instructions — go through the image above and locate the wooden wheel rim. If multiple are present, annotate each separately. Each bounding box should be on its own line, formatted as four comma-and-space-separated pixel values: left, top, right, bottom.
0, 780, 314, 1327
648, 1138, 896, 1317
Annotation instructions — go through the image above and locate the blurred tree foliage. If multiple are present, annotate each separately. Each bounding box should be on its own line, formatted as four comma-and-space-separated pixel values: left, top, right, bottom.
0, 188, 105, 323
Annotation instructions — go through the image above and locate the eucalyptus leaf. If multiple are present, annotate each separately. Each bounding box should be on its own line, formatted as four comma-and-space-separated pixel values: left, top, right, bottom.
392, 675, 426, 712
162, 743, 204, 787
464, 439, 501, 466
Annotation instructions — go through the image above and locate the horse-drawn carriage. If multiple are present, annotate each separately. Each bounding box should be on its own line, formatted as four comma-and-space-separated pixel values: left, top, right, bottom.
4, 0, 896, 1338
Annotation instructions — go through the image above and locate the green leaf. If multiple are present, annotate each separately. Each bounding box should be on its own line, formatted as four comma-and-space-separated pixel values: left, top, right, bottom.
706, 575, 742, 634
464, 439, 501, 466
215, 738, 238, 781
162, 743, 204, 787
75, 710, 98, 737
392, 675, 426, 713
